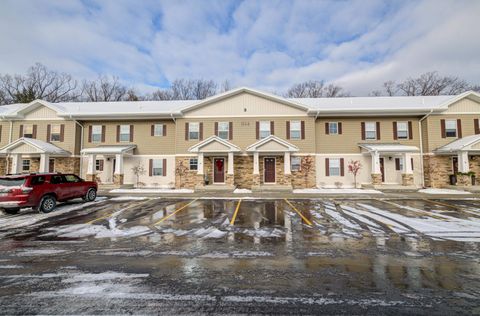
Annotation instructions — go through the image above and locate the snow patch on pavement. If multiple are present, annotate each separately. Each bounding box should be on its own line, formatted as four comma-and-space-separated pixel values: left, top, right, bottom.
42, 224, 151, 239
110, 188, 194, 194
234, 188, 252, 194
109, 196, 149, 201
419, 188, 471, 195
294, 188, 383, 194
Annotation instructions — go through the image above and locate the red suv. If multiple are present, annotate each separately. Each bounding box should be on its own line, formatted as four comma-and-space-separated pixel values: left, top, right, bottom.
0, 173, 97, 214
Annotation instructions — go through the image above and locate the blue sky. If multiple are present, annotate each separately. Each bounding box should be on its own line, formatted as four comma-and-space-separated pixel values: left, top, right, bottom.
0, 0, 479, 95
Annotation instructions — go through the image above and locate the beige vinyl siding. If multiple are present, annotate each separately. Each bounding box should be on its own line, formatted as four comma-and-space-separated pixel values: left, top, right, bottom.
12, 120, 76, 153
23, 106, 59, 119
175, 117, 315, 154
421, 119, 429, 154
315, 117, 421, 153
82, 120, 176, 155
443, 98, 480, 113
424, 114, 480, 152
0, 123, 9, 147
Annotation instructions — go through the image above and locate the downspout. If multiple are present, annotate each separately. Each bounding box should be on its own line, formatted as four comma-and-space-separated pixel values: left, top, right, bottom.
72, 117, 84, 177
419, 109, 434, 188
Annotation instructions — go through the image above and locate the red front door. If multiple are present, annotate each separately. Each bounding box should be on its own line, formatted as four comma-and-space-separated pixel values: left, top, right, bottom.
213, 158, 225, 183
264, 158, 275, 183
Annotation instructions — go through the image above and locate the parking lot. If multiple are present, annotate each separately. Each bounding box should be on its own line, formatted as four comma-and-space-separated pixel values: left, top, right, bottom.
1, 196, 480, 314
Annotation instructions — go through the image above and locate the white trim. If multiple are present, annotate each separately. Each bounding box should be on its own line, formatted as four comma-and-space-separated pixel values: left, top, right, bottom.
263, 156, 276, 184
246, 135, 299, 152
183, 114, 310, 118
437, 90, 480, 109
188, 135, 241, 153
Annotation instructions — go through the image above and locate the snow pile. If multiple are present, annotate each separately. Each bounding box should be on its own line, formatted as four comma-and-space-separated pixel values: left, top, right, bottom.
110, 188, 194, 194
233, 188, 252, 194
109, 196, 149, 201
419, 188, 471, 195
158, 226, 228, 239
41, 224, 151, 239
293, 188, 382, 194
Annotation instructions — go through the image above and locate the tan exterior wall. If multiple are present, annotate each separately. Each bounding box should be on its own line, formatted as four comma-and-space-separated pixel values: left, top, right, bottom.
23, 106, 59, 119
315, 117, 422, 153
175, 117, 316, 154
0, 123, 10, 148
424, 114, 480, 152
82, 120, 176, 155
443, 98, 480, 113
11, 120, 77, 154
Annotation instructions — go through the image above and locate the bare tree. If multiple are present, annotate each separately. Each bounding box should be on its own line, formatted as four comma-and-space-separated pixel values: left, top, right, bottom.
148, 79, 220, 100
0, 63, 78, 104
220, 80, 232, 93
131, 163, 146, 188
383, 80, 397, 96
285, 80, 349, 98
81, 75, 129, 101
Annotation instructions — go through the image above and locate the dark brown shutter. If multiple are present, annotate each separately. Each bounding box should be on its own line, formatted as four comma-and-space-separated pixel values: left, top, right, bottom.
440, 119, 446, 138
457, 119, 462, 138
325, 122, 329, 135
338, 122, 342, 134
60, 124, 65, 142
129, 125, 134, 142
340, 158, 345, 176
301, 121, 305, 139
99, 160, 104, 171
149, 159, 153, 176
185, 123, 189, 140
101, 125, 106, 142
255, 121, 259, 139
270, 121, 274, 135
411, 158, 414, 171
214, 122, 218, 136
229, 122, 233, 140
286, 121, 291, 139
116, 125, 120, 142
325, 158, 330, 176
151, 125, 154, 136
163, 124, 167, 136
361, 122, 365, 140
88, 125, 92, 142
162, 159, 167, 176
0, 125, 2, 142
376, 122, 380, 140
32, 125, 37, 139
46, 124, 51, 142
19, 125, 23, 138
393, 122, 398, 140
199, 122, 203, 140
395, 158, 400, 171
475, 119, 480, 134
408, 121, 413, 139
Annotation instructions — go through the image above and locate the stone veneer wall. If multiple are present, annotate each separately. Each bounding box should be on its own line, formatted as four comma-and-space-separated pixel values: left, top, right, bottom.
0, 158, 6, 176
291, 155, 316, 189
423, 155, 453, 188
470, 156, 480, 183
54, 157, 80, 175
234, 156, 254, 188
175, 157, 199, 189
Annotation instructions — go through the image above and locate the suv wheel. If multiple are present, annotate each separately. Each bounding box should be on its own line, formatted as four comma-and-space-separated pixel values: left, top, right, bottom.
83, 188, 97, 202
39, 195, 57, 213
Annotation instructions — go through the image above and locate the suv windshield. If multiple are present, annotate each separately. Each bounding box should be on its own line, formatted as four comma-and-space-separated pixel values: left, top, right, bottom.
0, 177, 26, 187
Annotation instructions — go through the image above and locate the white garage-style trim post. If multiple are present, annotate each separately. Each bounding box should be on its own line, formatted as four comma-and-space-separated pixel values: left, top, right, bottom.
197, 152, 204, 175
86, 154, 96, 181
114, 153, 124, 185
39, 153, 50, 173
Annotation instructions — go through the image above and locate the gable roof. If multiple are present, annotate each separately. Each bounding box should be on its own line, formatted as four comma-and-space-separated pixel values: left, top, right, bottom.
188, 136, 241, 153
0, 137, 70, 156
81, 145, 137, 155
359, 143, 419, 153
435, 134, 480, 153
246, 135, 299, 152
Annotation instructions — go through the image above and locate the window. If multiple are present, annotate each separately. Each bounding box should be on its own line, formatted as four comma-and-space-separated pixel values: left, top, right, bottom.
65, 174, 82, 183
291, 157, 301, 171
396, 158, 404, 171
218, 122, 229, 140
259, 121, 271, 139
329, 158, 341, 176
119, 125, 130, 142
50, 124, 61, 142
50, 175, 64, 184
22, 159, 30, 172
445, 120, 457, 137
397, 122, 408, 139
31, 176, 45, 185
95, 159, 104, 171
152, 159, 164, 176
189, 158, 198, 171
365, 122, 376, 140
154, 124, 164, 136
189, 122, 199, 140
23, 125, 33, 138
328, 122, 338, 135
290, 121, 301, 140
92, 125, 102, 143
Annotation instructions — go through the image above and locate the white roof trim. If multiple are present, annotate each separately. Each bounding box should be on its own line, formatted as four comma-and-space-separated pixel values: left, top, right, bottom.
434, 134, 480, 153
437, 90, 480, 109
0, 137, 70, 155
81, 145, 136, 155
4, 99, 64, 118
246, 135, 299, 152
359, 143, 419, 154
188, 135, 241, 153
179, 87, 310, 113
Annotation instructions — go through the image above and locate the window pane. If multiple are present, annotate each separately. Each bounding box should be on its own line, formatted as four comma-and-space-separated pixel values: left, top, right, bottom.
218, 122, 229, 139
22, 160, 30, 172
445, 120, 457, 137
291, 157, 301, 171
23, 125, 33, 138
152, 159, 163, 176
259, 121, 270, 139
365, 122, 376, 140
154, 124, 163, 136
51, 124, 61, 141
92, 125, 102, 142
397, 122, 408, 139
189, 158, 198, 170
65, 175, 81, 182
329, 122, 338, 134
290, 121, 301, 139
189, 123, 199, 139
329, 158, 340, 176
120, 125, 130, 142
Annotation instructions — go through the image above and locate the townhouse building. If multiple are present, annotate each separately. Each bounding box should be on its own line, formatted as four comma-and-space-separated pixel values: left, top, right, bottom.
0, 87, 478, 190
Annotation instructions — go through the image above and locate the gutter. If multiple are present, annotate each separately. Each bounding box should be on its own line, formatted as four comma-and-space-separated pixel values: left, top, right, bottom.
418, 109, 433, 188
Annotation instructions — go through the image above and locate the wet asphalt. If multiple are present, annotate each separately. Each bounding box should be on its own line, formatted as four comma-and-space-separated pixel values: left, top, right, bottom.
0, 197, 480, 315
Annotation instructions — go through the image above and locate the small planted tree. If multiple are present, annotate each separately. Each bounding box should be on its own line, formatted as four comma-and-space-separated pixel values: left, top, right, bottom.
302, 156, 314, 187
176, 160, 188, 187
348, 160, 362, 188
131, 163, 146, 188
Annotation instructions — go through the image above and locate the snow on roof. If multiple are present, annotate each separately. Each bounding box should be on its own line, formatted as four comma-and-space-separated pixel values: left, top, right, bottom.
359, 143, 419, 153
81, 145, 136, 154
293, 95, 454, 112
0, 137, 70, 155
435, 134, 480, 152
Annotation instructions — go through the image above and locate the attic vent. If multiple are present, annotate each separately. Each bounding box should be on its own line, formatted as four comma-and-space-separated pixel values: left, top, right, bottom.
244, 107, 247, 112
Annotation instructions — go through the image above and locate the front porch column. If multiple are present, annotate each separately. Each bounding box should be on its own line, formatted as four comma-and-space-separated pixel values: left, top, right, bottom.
113, 154, 124, 185
371, 151, 382, 185
86, 154, 96, 181
402, 153, 414, 186
457, 151, 472, 186
197, 153, 204, 175
252, 152, 260, 186
284, 152, 291, 175
10, 154, 21, 174
39, 153, 50, 173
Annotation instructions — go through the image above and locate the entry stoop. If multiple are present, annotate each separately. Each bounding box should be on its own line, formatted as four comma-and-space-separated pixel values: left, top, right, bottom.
196, 185, 235, 193
99, 183, 134, 190
252, 185, 293, 193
